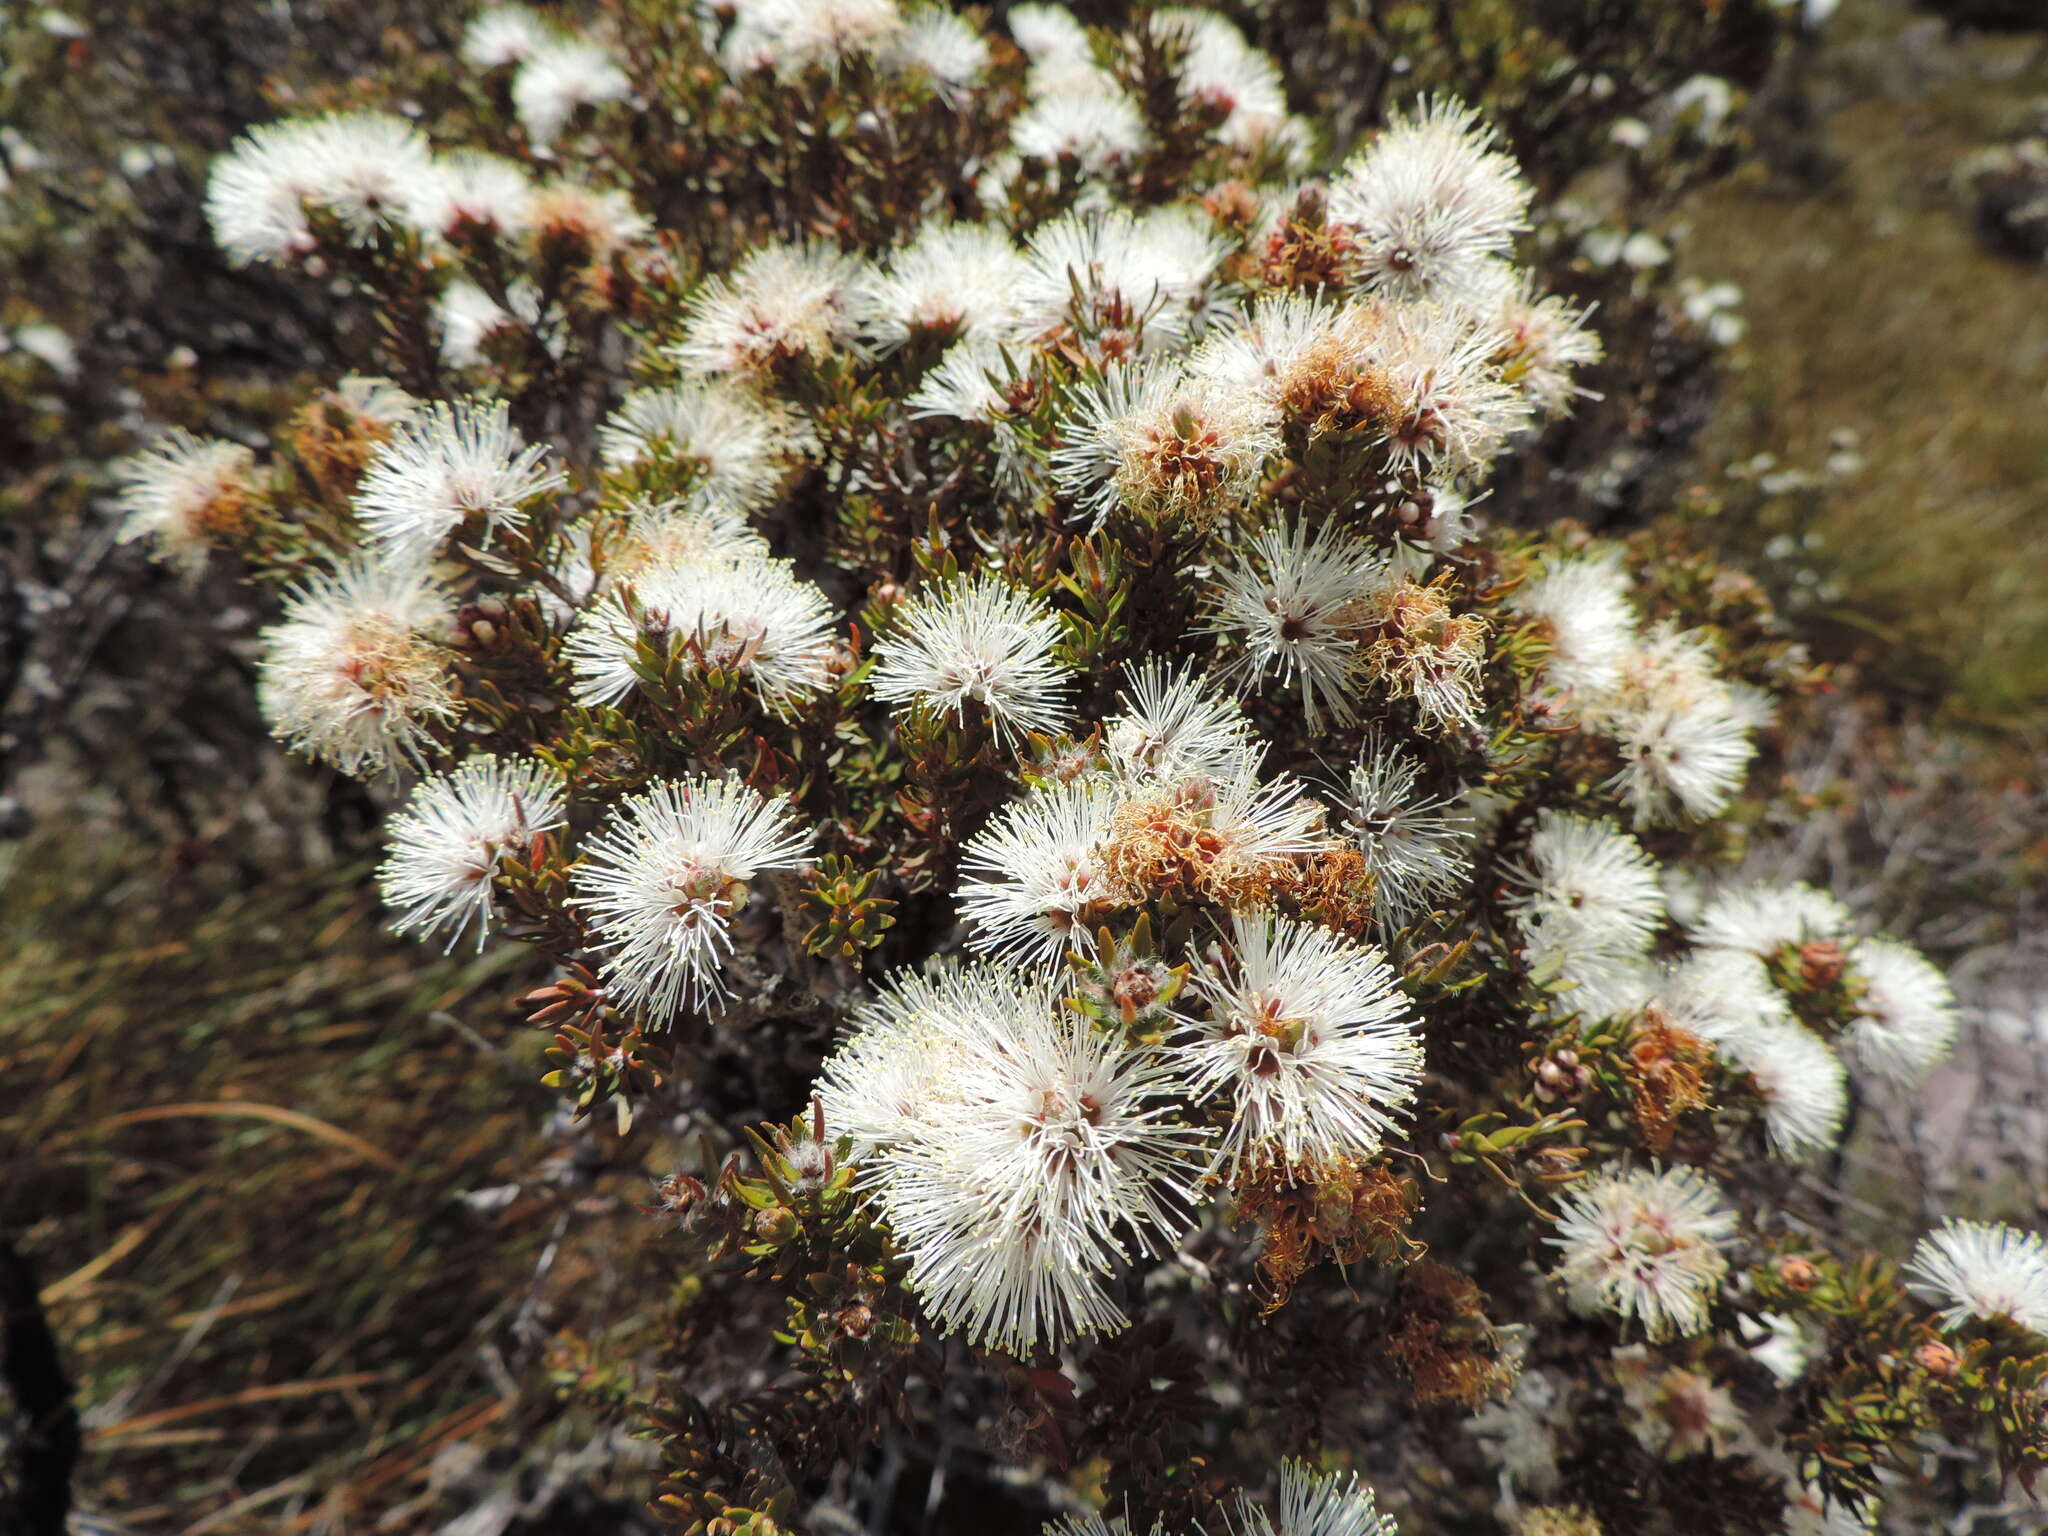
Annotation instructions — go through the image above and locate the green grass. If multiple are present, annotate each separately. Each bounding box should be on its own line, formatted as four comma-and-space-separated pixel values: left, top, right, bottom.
1677, 2, 2048, 731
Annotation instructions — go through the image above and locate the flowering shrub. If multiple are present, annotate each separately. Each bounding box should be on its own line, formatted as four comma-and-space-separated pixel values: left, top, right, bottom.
105, 0, 2048, 1529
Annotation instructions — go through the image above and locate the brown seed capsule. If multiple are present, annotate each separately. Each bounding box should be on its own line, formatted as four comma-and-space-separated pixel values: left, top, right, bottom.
1777, 1256, 1820, 1292
1913, 1341, 1960, 1376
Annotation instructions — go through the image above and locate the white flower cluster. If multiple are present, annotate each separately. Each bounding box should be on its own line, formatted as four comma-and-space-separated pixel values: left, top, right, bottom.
173, 12, 1975, 1465
1505, 837, 1956, 1160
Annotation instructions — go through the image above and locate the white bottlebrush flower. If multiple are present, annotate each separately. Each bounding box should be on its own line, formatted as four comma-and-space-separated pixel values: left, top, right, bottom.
1103, 659, 1262, 785
1906, 1220, 2048, 1336
206, 113, 434, 265
1507, 811, 1666, 1019
849, 222, 1029, 353
1188, 290, 1363, 409
1341, 736, 1473, 927
329, 374, 421, 431
1361, 575, 1490, 733
437, 278, 556, 370
1653, 948, 1793, 1047
1840, 936, 1958, 1083
1180, 912, 1423, 1176
1586, 622, 1760, 822
603, 499, 771, 580
957, 779, 1128, 968
512, 36, 631, 148
570, 776, 812, 1017
1327, 96, 1532, 302
1049, 361, 1280, 529
1609, 694, 1757, 825
880, 6, 989, 103
1549, 1164, 1736, 1340
1722, 1019, 1847, 1159
563, 557, 837, 714
525, 180, 651, 256
111, 430, 258, 570
1688, 880, 1852, 958
1154, 10, 1303, 166
1507, 552, 1638, 703
1468, 1369, 1566, 1496
406, 149, 534, 244
1016, 208, 1226, 350
904, 338, 1022, 424
1205, 517, 1389, 729
1612, 1348, 1745, 1461
353, 397, 565, 563
597, 381, 807, 518
1010, 89, 1148, 178
1370, 299, 1530, 480
461, 4, 555, 68
256, 558, 459, 777
671, 240, 868, 379
1495, 275, 1604, 418
868, 572, 1075, 743
1238, 1462, 1399, 1536
862, 978, 1205, 1355
817, 962, 989, 1155
377, 754, 566, 950
722, 0, 903, 77
1007, 3, 1091, 67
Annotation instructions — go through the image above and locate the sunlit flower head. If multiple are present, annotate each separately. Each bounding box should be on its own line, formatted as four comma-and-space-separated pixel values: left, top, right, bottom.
353, 397, 565, 563
1361, 575, 1489, 732
1688, 880, 1851, 958
881, 6, 990, 103
257, 558, 458, 777
512, 36, 631, 147
868, 572, 1075, 743
407, 149, 535, 245
1181, 911, 1423, 1176
1104, 659, 1263, 785
563, 556, 837, 714
436, 278, 557, 371
377, 754, 566, 950
1906, 1221, 2048, 1337
1010, 89, 1148, 179
1100, 770, 1328, 912
957, 779, 1128, 967
1205, 516, 1389, 729
1507, 811, 1666, 1020
1841, 937, 1957, 1083
206, 113, 434, 266
1153, 10, 1303, 165
672, 239, 869, 378
1549, 1164, 1735, 1339
1369, 299, 1530, 480
601, 498, 771, 580
462, 4, 554, 68
112, 430, 260, 570
1017, 208, 1227, 352
597, 380, 808, 518
1050, 361, 1281, 529
833, 965, 1205, 1354
1328, 96, 1532, 301
1508, 552, 1638, 703
1342, 735, 1473, 927
721, 0, 904, 77
1495, 274, 1604, 418
1237, 1462, 1400, 1536
571, 775, 812, 1017
1721, 1019, 1847, 1159
850, 222, 1029, 353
